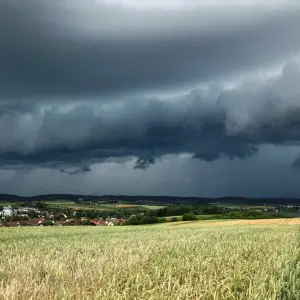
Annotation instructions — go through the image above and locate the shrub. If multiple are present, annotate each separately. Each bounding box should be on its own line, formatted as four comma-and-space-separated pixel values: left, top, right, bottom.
182, 212, 198, 221
157, 218, 167, 223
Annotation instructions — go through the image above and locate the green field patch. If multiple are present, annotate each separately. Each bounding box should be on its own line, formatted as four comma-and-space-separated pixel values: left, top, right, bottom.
44, 201, 165, 211
0, 202, 17, 206
45, 200, 108, 211
133, 205, 166, 210
44, 200, 75, 205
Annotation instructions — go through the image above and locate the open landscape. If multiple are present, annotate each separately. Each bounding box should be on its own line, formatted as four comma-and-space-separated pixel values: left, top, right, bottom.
2, 196, 300, 299
2, 0, 300, 299
2, 194, 300, 228
1, 222, 300, 300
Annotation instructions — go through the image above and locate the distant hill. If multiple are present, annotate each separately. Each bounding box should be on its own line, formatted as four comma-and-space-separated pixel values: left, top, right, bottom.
0, 194, 24, 201
0, 194, 300, 205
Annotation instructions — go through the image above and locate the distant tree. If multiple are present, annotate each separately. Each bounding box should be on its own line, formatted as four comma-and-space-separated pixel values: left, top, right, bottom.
124, 215, 162, 225
182, 212, 198, 221
34, 202, 48, 210
124, 216, 141, 225
139, 216, 158, 224
156, 207, 168, 217
202, 205, 223, 214
27, 211, 39, 218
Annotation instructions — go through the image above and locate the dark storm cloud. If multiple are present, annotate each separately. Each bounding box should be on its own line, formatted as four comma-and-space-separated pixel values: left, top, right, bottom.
292, 157, 300, 168
1, 0, 300, 99
60, 165, 92, 175
0, 61, 300, 170
134, 156, 158, 170
0, 101, 37, 116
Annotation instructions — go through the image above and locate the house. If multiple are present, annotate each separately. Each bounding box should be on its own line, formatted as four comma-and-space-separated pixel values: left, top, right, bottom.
38, 219, 55, 226
0, 206, 13, 217
63, 219, 81, 226
3, 218, 44, 227
90, 220, 102, 226
18, 214, 29, 218
107, 218, 126, 225
52, 213, 68, 220
117, 218, 126, 225
90, 219, 108, 226
105, 219, 116, 226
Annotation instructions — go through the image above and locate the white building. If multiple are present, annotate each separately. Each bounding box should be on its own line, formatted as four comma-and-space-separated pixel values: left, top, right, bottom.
0, 206, 13, 217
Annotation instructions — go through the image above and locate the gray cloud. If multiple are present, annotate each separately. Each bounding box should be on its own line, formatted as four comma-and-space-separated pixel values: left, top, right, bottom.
0, 61, 300, 170
60, 165, 92, 175
0, 149, 299, 197
1, 0, 300, 99
134, 156, 158, 170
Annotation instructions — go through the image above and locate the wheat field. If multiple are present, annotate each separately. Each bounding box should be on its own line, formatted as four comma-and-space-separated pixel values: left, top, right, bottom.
0, 224, 300, 300
167, 218, 300, 228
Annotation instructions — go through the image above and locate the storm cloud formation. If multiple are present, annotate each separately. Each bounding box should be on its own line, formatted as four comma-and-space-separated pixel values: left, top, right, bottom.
1, 0, 300, 196
1, 0, 300, 99
0, 61, 300, 169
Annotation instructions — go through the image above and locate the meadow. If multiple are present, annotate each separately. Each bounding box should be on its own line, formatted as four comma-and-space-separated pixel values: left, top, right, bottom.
44, 200, 117, 211
0, 222, 300, 300
43, 200, 165, 211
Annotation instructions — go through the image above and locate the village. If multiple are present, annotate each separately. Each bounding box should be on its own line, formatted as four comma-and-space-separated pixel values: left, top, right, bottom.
0, 205, 127, 227
1, 198, 300, 228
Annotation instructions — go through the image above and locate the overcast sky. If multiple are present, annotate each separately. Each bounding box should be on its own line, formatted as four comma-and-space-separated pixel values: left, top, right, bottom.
1, 0, 300, 197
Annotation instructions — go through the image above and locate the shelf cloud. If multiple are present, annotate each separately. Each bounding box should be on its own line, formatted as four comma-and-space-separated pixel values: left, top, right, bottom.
0, 61, 299, 170
1, 0, 300, 195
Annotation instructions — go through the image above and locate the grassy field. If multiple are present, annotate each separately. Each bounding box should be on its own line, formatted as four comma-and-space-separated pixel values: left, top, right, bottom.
134, 205, 166, 210
1, 222, 300, 299
112, 204, 165, 210
44, 200, 165, 211
0, 203, 18, 207
44, 201, 123, 211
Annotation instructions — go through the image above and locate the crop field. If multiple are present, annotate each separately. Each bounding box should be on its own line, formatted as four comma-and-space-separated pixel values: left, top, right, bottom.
166, 217, 300, 228
1, 223, 300, 300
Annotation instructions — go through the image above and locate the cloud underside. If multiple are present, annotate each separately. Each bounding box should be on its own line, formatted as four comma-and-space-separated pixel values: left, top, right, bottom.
1, 1, 300, 172
1, 1, 300, 98
0, 61, 300, 170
